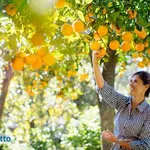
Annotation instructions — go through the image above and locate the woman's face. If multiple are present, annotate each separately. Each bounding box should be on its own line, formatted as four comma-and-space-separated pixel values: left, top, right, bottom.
129, 74, 148, 97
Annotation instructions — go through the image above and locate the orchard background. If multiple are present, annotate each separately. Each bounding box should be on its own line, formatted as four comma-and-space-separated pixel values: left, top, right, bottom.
0, 0, 150, 149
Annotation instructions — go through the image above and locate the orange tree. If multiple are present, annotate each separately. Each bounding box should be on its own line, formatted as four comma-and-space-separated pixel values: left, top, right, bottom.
0, 0, 150, 149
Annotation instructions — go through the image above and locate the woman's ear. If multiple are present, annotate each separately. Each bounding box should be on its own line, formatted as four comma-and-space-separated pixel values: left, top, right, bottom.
145, 84, 150, 90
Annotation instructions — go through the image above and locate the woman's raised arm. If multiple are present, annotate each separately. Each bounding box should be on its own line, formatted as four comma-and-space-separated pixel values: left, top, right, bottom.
92, 51, 104, 88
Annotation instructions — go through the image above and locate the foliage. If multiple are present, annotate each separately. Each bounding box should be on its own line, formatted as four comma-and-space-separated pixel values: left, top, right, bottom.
0, 0, 150, 149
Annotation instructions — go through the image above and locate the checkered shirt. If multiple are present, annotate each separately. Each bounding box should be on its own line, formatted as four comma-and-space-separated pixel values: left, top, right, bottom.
96, 81, 150, 150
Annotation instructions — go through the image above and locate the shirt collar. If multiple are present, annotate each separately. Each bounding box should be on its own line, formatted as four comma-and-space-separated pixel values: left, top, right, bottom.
129, 97, 148, 113
137, 100, 149, 113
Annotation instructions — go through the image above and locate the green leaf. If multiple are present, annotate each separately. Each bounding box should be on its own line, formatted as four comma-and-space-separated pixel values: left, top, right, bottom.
3, 54, 12, 62
77, 10, 85, 22
8, 34, 17, 50
85, 0, 93, 4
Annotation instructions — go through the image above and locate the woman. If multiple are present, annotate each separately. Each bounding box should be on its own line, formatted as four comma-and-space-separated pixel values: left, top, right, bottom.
92, 51, 150, 150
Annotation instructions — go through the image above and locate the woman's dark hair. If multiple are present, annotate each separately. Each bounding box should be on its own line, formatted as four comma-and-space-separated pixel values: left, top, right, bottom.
132, 71, 150, 97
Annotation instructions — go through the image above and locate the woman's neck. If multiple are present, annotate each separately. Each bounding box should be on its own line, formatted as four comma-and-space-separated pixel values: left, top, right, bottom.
131, 95, 145, 109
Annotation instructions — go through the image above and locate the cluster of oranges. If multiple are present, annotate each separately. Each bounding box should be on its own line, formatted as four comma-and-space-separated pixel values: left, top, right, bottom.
5, 0, 66, 17
90, 25, 148, 54
89, 25, 108, 58
61, 20, 85, 36
11, 46, 55, 71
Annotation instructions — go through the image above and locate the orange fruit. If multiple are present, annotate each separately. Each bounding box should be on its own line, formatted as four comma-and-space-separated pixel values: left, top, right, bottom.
132, 53, 138, 58
147, 49, 150, 55
90, 41, 100, 51
137, 30, 147, 39
67, 70, 76, 78
109, 40, 120, 50
25, 54, 38, 65
144, 41, 149, 48
79, 73, 88, 82
72, 20, 85, 32
121, 41, 131, 52
12, 57, 24, 71
5, 3, 17, 16
37, 46, 48, 58
96, 48, 106, 57
61, 23, 73, 36
135, 43, 145, 52
55, 0, 65, 8
122, 31, 133, 42
97, 25, 108, 36
85, 12, 95, 23
31, 56, 43, 70
93, 32, 100, 40
134, 27, 147, 39
137, 62, 145, 68
31, 33, 45, 46
128, 10, 137, 19
42, 53, 55, 66
138, 53, 143, 57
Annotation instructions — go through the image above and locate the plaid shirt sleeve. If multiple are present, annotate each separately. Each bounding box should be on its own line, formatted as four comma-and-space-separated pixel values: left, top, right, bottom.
129, 112, 150, 150
96, 81, 129, 110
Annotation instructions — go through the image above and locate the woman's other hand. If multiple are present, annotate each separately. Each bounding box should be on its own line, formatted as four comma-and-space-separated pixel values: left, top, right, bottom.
102, 129, 118, 143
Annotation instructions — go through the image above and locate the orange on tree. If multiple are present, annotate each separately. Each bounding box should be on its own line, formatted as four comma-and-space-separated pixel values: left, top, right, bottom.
122, 31, 133, 42
55, 0, 65, 8
138, 53, 143, 57
25, 54, 38, 65
31, 56, 43, 70
147, 49, 150, 55
137, 61, 145, 68
31, 33, 45, 46
144, 41, 149, 48
79, 73, 88, 82
61, 23, 73, 36
5, 3, 17, 16
85, 12, 95, 23
109, 40, 120, 50
36, 46, 48, 58
135, 43, 145, 52
128, 9, 137, 19
90, 41, 100, 51
12, 57, 24, 71
93, 32, 100, 40
97, 25, 108, 36
132, 53, 139, 59
134, 27, 147, 39
67, 70, 77, 78
121, 41, 131, 52
72, 20, 85, 32
42, 53, 55, 66
96, 48, 106, 58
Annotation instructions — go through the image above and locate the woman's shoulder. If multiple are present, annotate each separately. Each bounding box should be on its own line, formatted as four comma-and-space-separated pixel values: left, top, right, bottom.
143, 101, 150, 116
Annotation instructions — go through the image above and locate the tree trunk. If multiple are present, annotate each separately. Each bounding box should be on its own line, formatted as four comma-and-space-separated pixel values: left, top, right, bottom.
98, 49, 118, 150
0, 64, 14, 124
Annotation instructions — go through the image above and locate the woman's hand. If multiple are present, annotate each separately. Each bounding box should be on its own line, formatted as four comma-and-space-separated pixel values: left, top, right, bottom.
102, 129, 118, 143
92, 50, 103, 65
